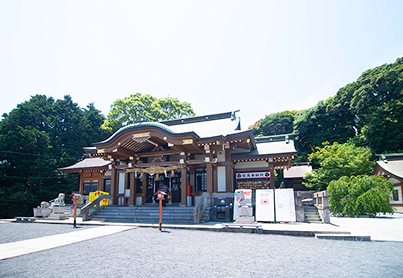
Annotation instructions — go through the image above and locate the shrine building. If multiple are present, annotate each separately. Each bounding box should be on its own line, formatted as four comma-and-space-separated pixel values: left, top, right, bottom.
59, 111, 297, 206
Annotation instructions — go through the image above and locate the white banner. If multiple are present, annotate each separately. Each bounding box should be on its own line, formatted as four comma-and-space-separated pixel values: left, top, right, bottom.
256, 189, 275, 222
275, 189, 296, 222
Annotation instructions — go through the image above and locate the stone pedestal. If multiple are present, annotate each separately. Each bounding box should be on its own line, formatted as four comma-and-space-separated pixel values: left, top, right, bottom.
33, 208, 52, 218
235, 205, 254, 224
47, 205, 67, 220
235, 216, 255, 224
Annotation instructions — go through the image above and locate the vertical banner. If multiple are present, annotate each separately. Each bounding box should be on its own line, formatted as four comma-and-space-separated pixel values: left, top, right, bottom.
275, 189, 296, 222
256, 189, 275, 222
89, 191, 109, 206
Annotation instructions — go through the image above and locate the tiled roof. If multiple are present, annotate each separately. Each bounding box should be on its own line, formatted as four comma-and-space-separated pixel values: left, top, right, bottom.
232, 139, 297, 159
376, 159, 403, 179
58, 157, 110, 172
94, 111, 242, 146
284, 164, 312, 179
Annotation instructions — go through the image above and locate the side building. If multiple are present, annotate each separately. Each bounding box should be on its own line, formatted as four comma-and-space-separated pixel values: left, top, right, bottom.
372, 153, 403, 213
58, 111, 297, 206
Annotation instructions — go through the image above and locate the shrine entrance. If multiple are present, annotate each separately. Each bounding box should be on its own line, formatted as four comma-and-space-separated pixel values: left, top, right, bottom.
170, 171, 182, 204
145, 173, 182, 204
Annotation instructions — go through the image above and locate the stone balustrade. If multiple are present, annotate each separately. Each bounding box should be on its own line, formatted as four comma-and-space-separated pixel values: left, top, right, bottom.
313, 190, 330, 224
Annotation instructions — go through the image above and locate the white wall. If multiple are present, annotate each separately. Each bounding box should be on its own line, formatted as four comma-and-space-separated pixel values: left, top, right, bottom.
118, 173, 125, 194
217, 166, 226, 192
234, 161, 268, 169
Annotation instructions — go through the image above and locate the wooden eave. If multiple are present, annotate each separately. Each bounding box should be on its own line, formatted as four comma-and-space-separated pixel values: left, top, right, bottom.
92, 125, 255, 161
233, 154, 295, 170
93, 126, 202, 159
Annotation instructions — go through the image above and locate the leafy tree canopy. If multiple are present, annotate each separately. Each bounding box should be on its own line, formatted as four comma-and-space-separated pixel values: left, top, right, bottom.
328, 175, 394, 217
304, 142, 374, 190
293, 57, 403, 158
101, 93, 195, 133
250, 110, 299, 137
0, 95, 107, 218
293, 97, 356, 161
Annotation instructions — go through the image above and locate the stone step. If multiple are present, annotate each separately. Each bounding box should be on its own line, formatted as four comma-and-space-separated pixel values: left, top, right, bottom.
304, 206, 322, 223
91, 206, 210, 224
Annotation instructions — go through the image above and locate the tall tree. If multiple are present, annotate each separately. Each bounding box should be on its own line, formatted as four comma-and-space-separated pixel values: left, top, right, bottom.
328, 175, 394, 217
250, 110, 298, 137
293, 97, 356, 161
0, 95, 106, 218
101, 93, 195, 133
350, 57, 403, 153
303, 142, 374, 191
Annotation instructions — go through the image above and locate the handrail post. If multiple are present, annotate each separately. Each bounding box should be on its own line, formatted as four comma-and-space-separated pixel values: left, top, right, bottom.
193, 192, 211, 224
313, 191, 330, 224
81, 195, 112, 221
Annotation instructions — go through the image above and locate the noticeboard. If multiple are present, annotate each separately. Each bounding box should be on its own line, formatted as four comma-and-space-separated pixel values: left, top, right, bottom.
274, 189, 296, 222
256, 189, 275, 222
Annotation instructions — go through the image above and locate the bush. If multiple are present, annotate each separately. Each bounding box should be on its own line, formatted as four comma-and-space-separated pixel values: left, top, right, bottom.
328, 175, 395, 217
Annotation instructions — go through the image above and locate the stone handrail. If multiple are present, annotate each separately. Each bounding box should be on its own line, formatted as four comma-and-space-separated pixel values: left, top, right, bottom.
193, 192, 211, 224
313, 190, 330, 224
294, 191, 305, 222
81, 195, 113, 221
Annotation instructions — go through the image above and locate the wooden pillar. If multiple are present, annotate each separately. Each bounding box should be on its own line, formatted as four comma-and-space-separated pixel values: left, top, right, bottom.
142, 175, 147, 204
79, 173, 84, 194
110, 165, 118, 205
129, 172, 136, 205
206, 162, 213, 193
225, 149, 232, 192
181, 167, 187, 206
269, 161, 275, 189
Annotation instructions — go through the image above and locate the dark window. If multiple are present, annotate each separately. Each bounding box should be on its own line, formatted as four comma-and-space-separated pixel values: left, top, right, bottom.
103, 179, 111, 193
195, 168, 207, 192
393, 189, 399, 201
83, 181, 98, 195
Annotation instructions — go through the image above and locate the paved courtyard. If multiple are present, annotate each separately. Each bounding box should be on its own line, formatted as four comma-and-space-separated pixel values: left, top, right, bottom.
0, 219, 402, 277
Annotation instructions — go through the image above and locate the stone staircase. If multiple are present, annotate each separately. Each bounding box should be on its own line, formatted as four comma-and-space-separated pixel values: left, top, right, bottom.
90, 206, 211, 224
304, 206, 322, 223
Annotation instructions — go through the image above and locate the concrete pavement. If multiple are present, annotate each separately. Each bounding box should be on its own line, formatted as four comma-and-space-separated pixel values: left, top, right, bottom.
1, 213, 402, 261
0, 225, 134, 260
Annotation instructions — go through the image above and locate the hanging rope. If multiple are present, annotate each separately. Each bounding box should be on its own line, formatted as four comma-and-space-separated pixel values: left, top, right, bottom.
123, 164, 184, 175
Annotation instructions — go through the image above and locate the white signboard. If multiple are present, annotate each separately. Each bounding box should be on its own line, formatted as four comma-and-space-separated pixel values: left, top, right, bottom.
275, 189, 296, 222
256, 189, 275, 222
236, 172, 271, 179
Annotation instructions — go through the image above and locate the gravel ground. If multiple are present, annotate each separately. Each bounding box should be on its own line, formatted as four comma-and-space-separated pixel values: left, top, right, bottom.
1, 224, 402, 277
0, 222, 93, 244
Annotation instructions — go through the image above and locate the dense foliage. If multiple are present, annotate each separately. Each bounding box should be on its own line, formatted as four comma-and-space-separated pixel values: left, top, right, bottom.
101, 93, 195, 133
303, 142, 374, 191
0, 95, 107, 218
328, 175, 394, 217
293, 57, 403, 160
250, 110, 299, 137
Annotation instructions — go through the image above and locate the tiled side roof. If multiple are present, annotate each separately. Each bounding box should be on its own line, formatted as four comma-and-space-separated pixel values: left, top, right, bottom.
284, 164, 313, 179
232, 139, 297, 159
376, 160, 403, 179
58, 157, 110, 172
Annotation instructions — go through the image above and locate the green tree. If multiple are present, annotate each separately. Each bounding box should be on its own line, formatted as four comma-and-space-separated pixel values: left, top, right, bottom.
0, 95, 106, 218
350, 57, 403, 153
251, 110, 298, 137
293, 98, 356, 161
304, 142, 374, 190
101, 93, 195, 133
328, 175, 394, 217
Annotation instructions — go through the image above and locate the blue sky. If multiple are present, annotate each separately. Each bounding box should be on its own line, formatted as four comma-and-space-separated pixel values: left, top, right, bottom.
1, 0, 403, 129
